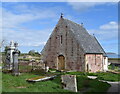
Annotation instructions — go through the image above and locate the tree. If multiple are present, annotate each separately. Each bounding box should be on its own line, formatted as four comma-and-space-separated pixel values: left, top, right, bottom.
28, 50, 40, 56
28, 50, 35, 56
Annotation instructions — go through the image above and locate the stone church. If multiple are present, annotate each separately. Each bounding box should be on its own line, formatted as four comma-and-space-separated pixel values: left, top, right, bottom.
41, 15, 108, 72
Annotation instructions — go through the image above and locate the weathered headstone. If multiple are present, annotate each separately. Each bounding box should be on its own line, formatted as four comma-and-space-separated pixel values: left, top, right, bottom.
13, 49, 20, 76
61, 75, 77, 92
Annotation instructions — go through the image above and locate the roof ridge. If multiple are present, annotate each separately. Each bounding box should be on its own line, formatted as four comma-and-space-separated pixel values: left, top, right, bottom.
64, 18, 82, 27
93, 36, 107, 56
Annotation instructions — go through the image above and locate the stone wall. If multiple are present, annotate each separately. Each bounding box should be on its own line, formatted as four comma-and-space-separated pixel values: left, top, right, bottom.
85, 54, 103, 72
41, 18, 85, 71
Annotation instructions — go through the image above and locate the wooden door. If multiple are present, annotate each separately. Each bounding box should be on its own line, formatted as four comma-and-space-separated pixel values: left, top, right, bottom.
58, 55, 65, 70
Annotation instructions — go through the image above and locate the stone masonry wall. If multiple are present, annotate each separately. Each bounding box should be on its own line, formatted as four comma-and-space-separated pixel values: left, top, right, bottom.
41, 18, 85, 71
85, 54, 103, 72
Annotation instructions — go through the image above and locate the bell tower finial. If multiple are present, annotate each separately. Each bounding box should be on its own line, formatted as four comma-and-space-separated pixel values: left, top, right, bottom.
61, 13, 63, 18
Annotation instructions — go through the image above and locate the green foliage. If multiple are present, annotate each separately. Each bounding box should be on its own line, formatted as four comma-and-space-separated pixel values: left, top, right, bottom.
20, 53, 28, 56
108, 64, 120, 72
28, 50, 40, 57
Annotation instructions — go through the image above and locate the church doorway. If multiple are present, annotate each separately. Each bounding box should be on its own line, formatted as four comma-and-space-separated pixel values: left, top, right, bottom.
58, 55, 65, 70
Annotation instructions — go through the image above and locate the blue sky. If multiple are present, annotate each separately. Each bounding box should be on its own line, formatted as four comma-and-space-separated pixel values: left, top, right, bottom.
1, 2, 118, 54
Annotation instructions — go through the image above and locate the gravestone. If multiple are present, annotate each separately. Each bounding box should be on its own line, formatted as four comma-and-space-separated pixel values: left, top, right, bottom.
4, 41, 20, 76
13, 49, 20, 76
61, 75, 77, 92
4, 41, 16, 70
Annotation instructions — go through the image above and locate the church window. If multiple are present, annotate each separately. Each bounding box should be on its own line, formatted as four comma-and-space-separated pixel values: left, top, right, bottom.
60, 35, 62, 44
71, 38, 73, 56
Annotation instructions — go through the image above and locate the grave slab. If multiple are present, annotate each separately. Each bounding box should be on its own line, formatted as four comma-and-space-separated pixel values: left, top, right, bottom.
61, 75, 77, 92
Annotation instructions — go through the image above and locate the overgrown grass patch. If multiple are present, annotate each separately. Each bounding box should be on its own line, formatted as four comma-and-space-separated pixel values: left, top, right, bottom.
65, 71, 120, 82
87, 79, 111, 93
96, 72, 120, 82
76, 75, 110, 93
2, 73, 71, 92
2, 71, 111, 93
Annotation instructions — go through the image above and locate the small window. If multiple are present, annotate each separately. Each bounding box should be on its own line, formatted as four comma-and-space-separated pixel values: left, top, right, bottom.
60, 35, 62, 44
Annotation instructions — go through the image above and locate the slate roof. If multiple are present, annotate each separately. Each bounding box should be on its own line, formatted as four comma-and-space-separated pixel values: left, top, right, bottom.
63, 18, 107, 56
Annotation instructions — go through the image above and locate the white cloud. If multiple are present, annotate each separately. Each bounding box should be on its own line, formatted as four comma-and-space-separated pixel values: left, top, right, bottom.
88, 21, 118, 53
100, 21, 118, 30
2, 3, 57, 48
3, 28, 51, 47
2, 7, 57, 28
67, 2, 117, 12
67, 2, 99, 12
88, 21, 118, 41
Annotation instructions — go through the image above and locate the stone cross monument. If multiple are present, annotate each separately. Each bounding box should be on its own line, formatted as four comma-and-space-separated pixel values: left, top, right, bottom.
5, 41, 20, 75
5, 41, 15, 70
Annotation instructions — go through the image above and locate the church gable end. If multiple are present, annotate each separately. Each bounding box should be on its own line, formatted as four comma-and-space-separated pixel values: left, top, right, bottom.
41, 16, 107, 72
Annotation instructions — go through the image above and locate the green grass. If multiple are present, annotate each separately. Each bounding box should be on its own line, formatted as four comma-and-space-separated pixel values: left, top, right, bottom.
2, 71, 111, 93
0, 70, 2, 93
96, 72, 120, 82
19, 65, 32, 72
86, 72, 120, 82
108, 64, 120, 72
77, 75, 110, 93
2, 73, 71, 92
65, 71, 120, 82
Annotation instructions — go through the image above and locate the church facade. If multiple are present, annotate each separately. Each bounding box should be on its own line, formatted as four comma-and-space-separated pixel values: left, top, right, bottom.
41, 15, 108, 72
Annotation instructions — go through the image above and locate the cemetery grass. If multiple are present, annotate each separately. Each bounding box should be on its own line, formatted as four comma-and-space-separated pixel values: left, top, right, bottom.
66, 71, 120, 82
2, 73, 72, 92
77, 75, 111, 93
3, 72, 110, 93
